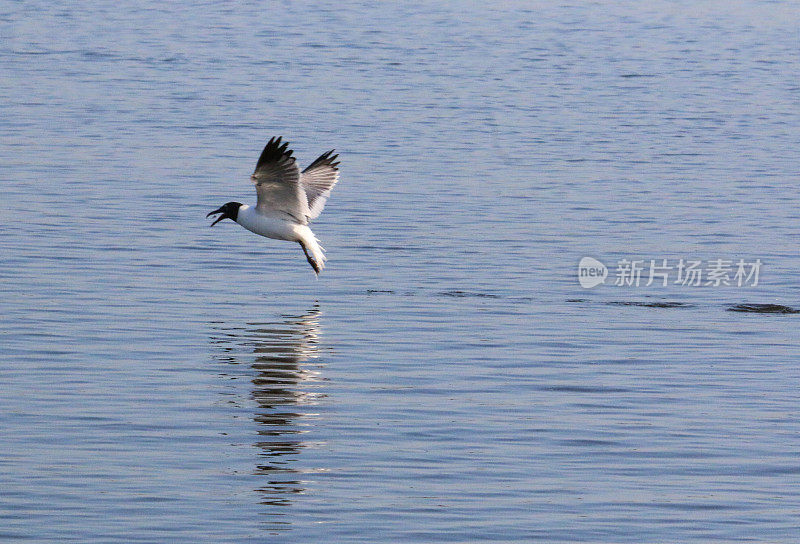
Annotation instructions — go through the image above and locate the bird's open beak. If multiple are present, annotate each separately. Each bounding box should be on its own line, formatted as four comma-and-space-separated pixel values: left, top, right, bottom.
207, 207, 226, 227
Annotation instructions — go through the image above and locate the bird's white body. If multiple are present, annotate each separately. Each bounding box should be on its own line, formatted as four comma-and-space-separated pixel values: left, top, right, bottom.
235, 204, 326, 271
236, 205, 300, 242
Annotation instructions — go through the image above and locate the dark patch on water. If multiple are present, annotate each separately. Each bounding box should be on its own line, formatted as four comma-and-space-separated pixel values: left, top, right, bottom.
567, 298, 689, 307
542, 385, 632, 393
727, 303, 800, 314
367, 289, 395, 294
557, 439, 620, 447
439, 290, 500, 299
607, 301, 692, 309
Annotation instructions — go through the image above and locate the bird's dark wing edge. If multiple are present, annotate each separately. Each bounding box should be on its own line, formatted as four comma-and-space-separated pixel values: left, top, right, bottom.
254, 136, 295, 174
302, 149, 340, 174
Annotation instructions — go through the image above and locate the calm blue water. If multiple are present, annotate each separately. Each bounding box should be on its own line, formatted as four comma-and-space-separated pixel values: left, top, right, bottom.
2, 1, 800, 542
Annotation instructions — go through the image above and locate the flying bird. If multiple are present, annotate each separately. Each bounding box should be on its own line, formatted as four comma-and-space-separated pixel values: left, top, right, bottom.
207, 137, 340, 275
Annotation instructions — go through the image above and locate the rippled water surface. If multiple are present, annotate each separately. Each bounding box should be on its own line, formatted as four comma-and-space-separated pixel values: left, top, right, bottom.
3, 1, 800, 542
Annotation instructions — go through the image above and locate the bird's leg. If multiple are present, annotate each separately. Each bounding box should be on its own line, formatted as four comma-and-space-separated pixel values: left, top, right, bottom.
299, 242, 321, 275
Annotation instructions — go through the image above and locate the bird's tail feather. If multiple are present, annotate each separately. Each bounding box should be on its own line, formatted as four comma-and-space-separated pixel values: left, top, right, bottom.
299, 230, 326, 275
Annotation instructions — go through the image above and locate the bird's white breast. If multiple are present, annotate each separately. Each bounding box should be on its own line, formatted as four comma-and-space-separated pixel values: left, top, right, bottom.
236, 205, 299, 241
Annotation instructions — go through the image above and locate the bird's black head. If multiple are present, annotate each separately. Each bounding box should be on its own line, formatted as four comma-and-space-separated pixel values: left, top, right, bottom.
207, 202, 242, 226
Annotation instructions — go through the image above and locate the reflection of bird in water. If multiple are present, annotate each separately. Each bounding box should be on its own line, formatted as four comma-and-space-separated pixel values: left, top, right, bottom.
211, 308, 324, 510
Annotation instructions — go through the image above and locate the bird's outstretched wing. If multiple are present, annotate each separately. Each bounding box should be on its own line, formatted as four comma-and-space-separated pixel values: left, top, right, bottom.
301, 150, 340, 220
251, 137, 309, 222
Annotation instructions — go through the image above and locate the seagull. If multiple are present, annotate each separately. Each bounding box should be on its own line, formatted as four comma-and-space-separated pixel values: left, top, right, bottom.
207, 137, 340, 275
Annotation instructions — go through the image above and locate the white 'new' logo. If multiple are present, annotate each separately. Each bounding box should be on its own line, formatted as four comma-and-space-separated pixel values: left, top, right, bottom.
578, 257, 607, 288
